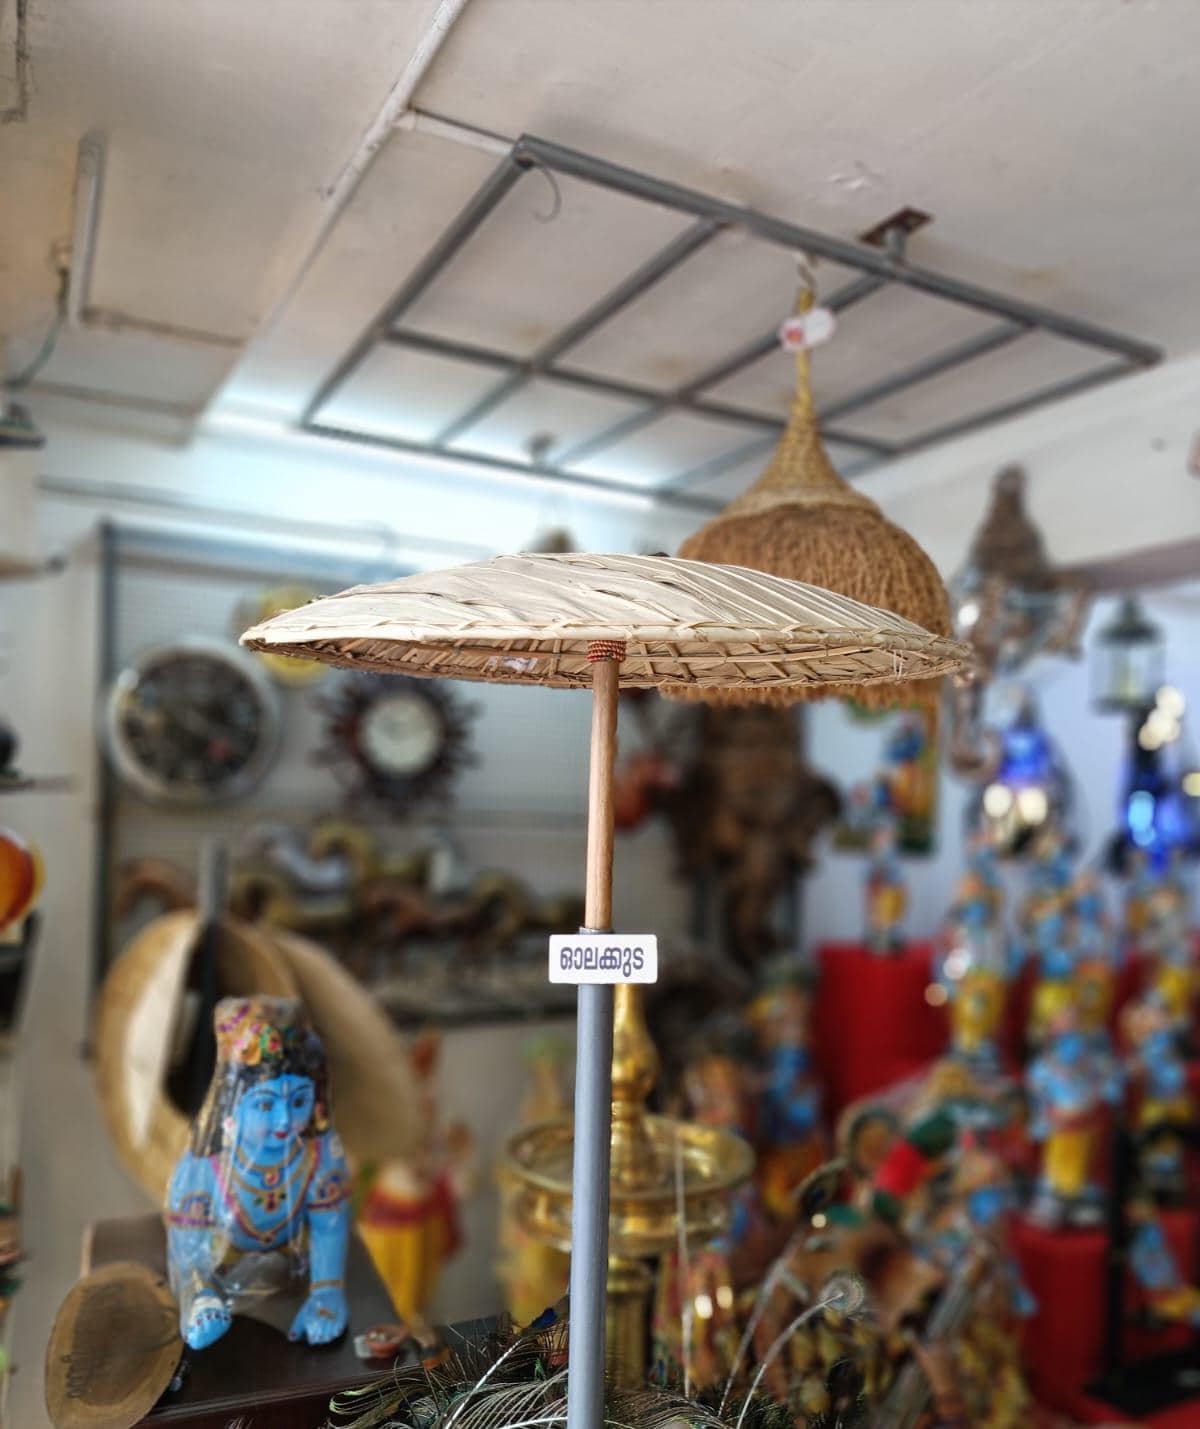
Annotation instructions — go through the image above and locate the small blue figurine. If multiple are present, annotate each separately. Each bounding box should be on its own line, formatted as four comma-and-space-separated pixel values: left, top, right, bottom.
864, 819, 908, 955
965, 829, 1004, 919
1026, 1010, 1123, 1228
1023, 889, 1077, 1048
1070, 872, 1120, 1051
939, 872, 1010, 1075
1128, 1199, 1200, 1327
1124, 994, 1192, 1201
165, 997, 352, 1350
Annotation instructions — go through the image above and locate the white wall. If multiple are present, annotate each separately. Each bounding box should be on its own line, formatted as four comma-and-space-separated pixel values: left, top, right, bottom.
856, 350, 1200, 578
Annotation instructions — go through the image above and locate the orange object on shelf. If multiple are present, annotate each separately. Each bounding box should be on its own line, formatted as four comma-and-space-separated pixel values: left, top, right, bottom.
0, 829, 38, 931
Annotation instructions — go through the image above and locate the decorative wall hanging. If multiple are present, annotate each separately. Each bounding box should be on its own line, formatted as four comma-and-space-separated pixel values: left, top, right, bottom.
676, 286, 952, 710
654, 704, 840, 973
316, 672, 476, 812
835, 705, 939, 856
946, 465, 1088, 779
103, 637, 282, 806
242, 551, 969, 1429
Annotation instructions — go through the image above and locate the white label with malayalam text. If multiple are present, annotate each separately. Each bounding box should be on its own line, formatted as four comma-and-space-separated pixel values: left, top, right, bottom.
548, 934, 658, 985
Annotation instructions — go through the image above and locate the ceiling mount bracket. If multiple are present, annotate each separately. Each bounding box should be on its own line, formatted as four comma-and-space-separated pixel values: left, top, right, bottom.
858, 206, 932, 252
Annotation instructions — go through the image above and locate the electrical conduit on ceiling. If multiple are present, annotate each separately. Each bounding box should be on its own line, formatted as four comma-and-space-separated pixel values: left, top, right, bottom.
240, 0, 474, 350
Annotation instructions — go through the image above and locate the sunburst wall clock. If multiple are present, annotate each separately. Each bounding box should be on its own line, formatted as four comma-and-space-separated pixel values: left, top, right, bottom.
316, 673, 476, 811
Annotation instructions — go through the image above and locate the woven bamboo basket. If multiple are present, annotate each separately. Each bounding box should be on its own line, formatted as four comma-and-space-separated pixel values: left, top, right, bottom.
240, 552, 968, 698
677, 304, 953, 708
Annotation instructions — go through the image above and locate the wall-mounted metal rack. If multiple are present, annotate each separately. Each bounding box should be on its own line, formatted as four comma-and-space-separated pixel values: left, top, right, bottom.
301, 133, 1162, 511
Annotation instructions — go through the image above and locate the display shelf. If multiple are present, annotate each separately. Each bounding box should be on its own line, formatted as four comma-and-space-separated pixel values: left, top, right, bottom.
811, 940, 947, 1116
0, 775, 72, 796
1013, 1209, 1200, 1418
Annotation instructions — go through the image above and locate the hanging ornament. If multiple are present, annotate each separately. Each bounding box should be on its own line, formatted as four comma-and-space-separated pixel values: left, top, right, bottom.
677, 285, 951, 708
1090, 595, 1164, 715
965, 692, 1074, 860
948, 466, 1088, 678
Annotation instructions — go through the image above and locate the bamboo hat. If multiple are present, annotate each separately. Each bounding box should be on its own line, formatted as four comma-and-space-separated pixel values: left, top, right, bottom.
677, 296, 953, 707
240, 552, 968, 699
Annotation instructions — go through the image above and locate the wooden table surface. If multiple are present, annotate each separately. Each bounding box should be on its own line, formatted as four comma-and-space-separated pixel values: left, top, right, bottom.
85, 1214, 406, 1428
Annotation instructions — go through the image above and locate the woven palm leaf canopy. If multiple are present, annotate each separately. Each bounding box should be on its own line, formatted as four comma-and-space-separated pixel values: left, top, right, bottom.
241, 552, 968, 1429
239, 552, 966, 693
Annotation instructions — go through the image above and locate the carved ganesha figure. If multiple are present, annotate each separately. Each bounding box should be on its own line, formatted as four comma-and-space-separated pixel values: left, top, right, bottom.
165, 996, 351, 1350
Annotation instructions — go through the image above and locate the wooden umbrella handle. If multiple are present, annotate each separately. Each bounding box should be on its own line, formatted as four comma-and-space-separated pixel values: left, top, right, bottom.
584, 655, 620, 932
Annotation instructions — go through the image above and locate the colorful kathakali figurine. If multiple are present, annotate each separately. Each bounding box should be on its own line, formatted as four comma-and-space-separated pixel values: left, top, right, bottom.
1122, 847, 1157, 952
1123, 995, 1192, 1201
1020, 885, 1076, 1049
1025, 1010, 1123, 1228
1025, 824, 1074, 901
1128, 1198, 1200, 1329
1069, 871, 1120, 1050
864, 820, 908, 956
748, 973, 826, 1219
938, 867, 1011, 1075
964, 829, 1004, 922
358, 1030, 472, 1322
1139, 862, 1196, 1034
165, 996, 352, 1350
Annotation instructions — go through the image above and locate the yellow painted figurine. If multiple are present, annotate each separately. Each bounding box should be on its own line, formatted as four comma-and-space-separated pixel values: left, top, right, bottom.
1026, 1010, 1122, 1227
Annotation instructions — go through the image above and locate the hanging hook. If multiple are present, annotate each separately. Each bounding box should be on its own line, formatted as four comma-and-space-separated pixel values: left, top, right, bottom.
529, 161, 563, 224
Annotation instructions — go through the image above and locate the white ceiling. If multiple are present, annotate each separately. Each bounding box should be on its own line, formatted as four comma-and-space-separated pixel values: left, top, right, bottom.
3, 0, 1198, 501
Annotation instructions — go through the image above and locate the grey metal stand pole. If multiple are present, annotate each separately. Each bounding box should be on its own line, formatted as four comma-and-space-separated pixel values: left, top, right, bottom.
567, 983, 614, 1429
566, 652, 621, 1429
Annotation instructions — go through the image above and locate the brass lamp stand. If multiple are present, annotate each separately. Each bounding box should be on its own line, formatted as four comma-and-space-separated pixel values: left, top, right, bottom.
505, 981, 753, 1384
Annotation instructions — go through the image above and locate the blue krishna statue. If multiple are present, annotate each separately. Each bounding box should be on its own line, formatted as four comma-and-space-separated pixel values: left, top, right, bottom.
165, 996, 351, 1350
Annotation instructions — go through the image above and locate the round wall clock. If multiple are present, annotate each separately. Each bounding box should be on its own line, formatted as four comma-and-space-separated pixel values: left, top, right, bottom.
317, 673, 475, 810
104, 638, 282, 806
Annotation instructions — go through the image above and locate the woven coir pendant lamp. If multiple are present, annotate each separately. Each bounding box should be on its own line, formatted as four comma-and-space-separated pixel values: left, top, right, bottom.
678, 293, 951, 709
242, 552, 968, 1429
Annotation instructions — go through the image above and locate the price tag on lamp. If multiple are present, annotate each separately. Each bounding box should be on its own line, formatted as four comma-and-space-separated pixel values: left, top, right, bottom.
548, 934, 658, 985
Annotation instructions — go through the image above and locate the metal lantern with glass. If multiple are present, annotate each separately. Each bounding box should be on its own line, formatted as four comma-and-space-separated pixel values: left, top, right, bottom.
1090, 595, 1165, 716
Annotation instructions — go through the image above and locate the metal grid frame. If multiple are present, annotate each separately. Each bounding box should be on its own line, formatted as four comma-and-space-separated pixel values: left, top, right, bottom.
300, 134, 1162, 512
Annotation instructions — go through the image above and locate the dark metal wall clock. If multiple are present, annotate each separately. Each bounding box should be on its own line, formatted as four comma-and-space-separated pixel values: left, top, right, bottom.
316, 673, 475, 811
103, 638, 282, 806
